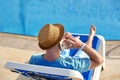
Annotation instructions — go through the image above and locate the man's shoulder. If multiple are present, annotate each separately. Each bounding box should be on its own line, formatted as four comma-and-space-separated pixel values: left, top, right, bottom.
31, 53, 39, 57
29, 53, 44, 64
30, 53, 44, 61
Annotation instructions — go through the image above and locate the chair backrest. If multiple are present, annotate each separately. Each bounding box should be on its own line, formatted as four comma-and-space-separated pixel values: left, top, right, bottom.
70, 33, 100, 80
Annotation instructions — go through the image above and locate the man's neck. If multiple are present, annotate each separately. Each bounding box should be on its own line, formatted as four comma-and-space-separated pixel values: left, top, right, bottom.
43, 50, 60, 61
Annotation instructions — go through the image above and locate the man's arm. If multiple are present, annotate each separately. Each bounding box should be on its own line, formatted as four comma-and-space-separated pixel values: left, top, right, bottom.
82, 43, 103, 69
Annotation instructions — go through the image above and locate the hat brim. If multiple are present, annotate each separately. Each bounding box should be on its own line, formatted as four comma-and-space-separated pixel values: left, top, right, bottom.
38, 24, 64, 50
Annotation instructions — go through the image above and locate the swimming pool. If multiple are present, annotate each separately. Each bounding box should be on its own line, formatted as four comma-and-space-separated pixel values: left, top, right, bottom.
0, 0, 120, 40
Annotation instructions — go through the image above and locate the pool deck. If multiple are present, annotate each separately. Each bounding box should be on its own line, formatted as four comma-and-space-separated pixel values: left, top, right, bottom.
0, 33, 120, 80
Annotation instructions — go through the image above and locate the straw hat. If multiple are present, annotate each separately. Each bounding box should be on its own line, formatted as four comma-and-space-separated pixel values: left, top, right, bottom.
38, 24, 64, 50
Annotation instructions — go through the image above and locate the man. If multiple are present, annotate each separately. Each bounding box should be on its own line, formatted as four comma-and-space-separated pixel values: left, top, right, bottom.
29, 24, 103, 73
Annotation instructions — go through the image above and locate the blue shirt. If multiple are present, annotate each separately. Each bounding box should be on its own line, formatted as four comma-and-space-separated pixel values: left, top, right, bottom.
29, 50, 90, 73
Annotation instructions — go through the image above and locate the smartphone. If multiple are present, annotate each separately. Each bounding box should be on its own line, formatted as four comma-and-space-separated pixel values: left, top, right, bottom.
60, 39, 69, 50
60, 36, 80, 50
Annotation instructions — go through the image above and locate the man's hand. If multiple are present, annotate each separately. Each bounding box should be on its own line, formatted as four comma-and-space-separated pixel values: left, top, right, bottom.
63, 32, 83, 49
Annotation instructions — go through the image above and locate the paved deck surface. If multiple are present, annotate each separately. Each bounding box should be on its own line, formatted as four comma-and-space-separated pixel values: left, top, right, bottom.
0, 33, 120, 80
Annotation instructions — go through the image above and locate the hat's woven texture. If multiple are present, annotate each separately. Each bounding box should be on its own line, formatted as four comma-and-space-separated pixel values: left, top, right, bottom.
38, 24, 64, 50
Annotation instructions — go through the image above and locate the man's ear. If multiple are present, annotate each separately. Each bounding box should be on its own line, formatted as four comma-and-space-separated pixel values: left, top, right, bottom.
38, 42, 41, 48
58, 43, 62, 50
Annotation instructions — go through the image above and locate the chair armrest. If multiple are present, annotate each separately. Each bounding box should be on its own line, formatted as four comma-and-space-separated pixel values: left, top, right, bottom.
5, 61, 83, 80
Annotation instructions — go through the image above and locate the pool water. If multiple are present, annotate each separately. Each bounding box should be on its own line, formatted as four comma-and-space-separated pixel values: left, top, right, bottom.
0, 0, 120, 40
